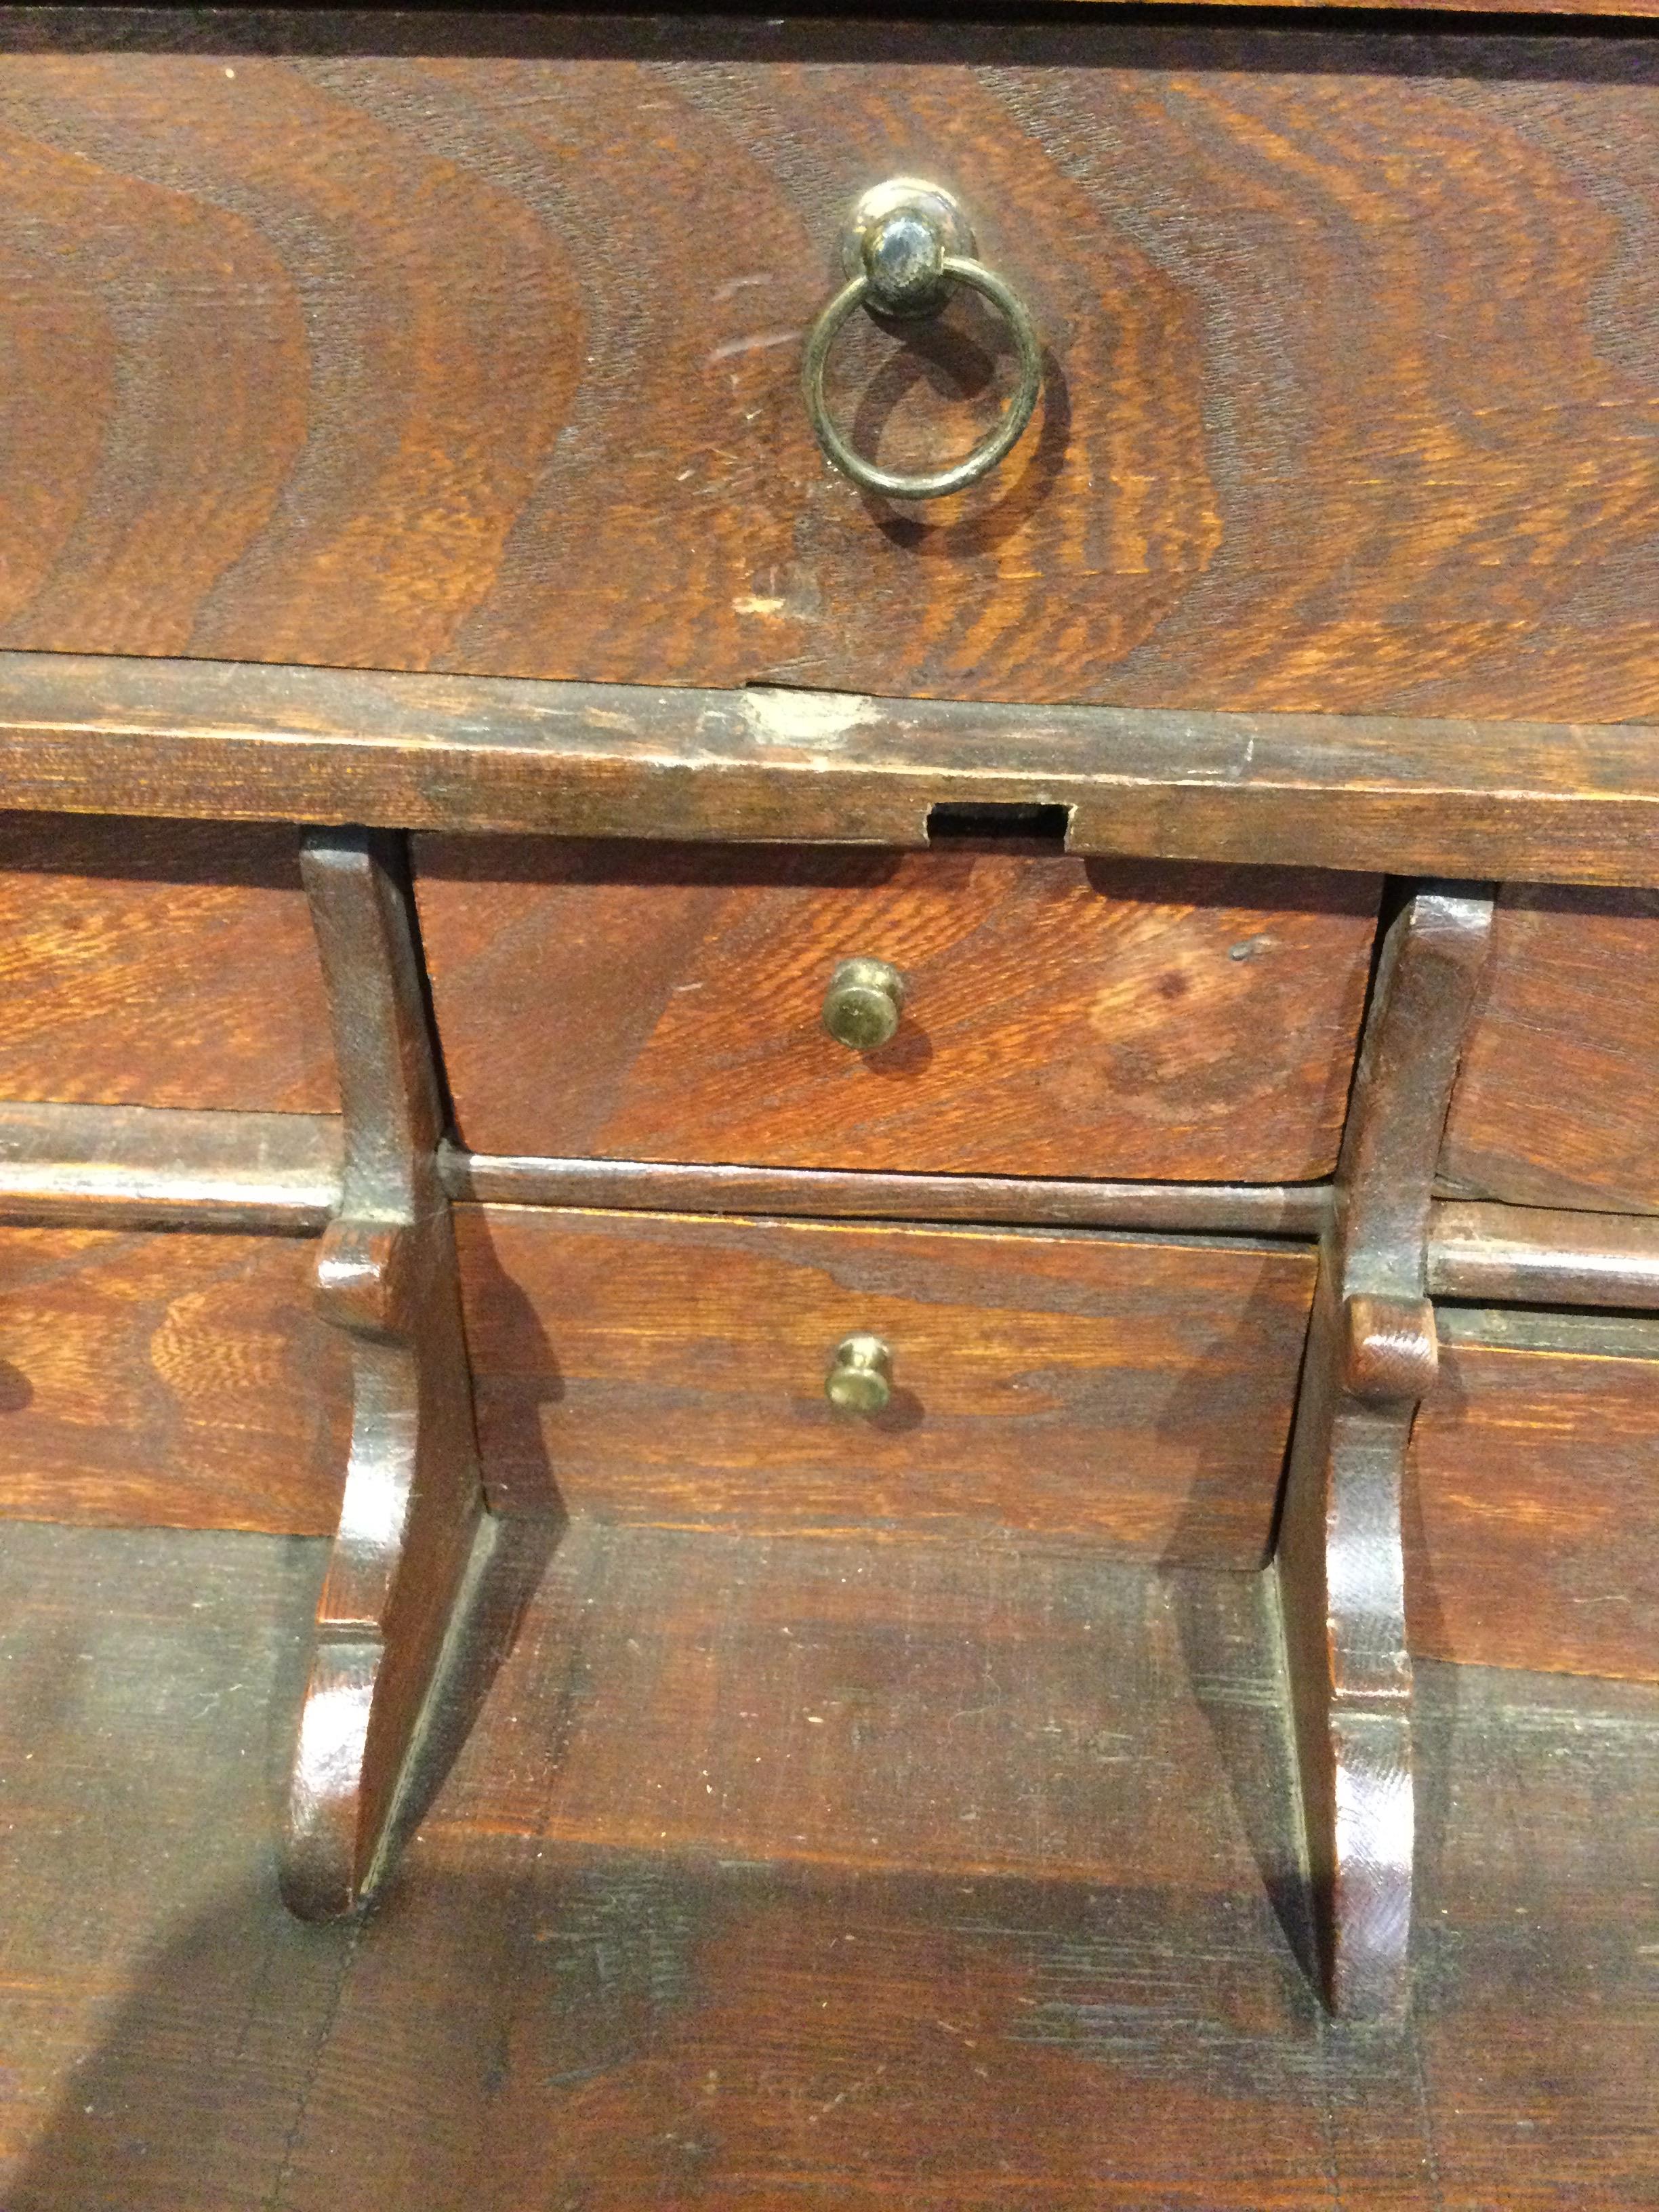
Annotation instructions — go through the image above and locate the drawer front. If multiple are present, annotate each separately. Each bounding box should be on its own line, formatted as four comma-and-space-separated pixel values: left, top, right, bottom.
1439, 887, 1659, 1214
0, 1225, 348, 1534
456, 1206, 1316, 1565
1408, 1333, 1659, 1684
0, 815, 338, 1113
0, 37, 1653, 719
416, 842, 1378, 1181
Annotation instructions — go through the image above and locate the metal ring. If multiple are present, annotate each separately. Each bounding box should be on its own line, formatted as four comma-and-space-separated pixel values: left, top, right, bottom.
802, 254, 1042, 501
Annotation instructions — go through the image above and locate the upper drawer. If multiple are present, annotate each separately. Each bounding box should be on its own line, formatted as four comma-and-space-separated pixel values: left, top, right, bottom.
0, 36, 1654, 719
414, 839, 1378, 1181
0, 814, 337, 1113
1439, 886, 1659, 1214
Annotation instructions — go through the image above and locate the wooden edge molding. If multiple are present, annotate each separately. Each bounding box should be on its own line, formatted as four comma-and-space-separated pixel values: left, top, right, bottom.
439, 1150, 1333, 1237
1427, 1202, 1659, 1311
0, 1101, 341, 1232
1276, 884, 1495, 2020
279, 830, 486, 1922
14, 1104, 1659, 1314
1433, 1305, 1659, 1359
3, 651, 1659, 886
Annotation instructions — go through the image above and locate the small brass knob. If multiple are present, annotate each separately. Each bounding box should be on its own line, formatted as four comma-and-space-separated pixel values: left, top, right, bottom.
823, 957, 905, 1052
825, 1333, 893, 1416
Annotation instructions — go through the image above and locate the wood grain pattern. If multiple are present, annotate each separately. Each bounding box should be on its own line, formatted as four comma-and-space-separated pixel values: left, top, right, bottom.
0, 29, 1652, 720
1276, 888, 1494, 2018
1440, 886, 1659, 1214
0, 1101, 342, 1231
0, 813, 337, 1113
9, 652, 1659, 891
1408, 1338, 1659, 1685
281, 830, 485, 1922
456, 1204, 1315, 1566
416, 840, 1378, 1181
1427, 1200, 1659, 1311
444, 1146, 1333, 1234
8, 1521, 1658, 2211
0, 1224, 348, 1533
425, 1531, 1316, 1908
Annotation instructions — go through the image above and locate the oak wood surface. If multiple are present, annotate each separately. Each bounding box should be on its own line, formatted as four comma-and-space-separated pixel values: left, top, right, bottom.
1, 1211, 1646, 1689
455, 1203, 1315, 1565
0, 812, 338, 1114
1273, 887, 1493, 2019
445, 1145, 1333, 1233
1427, 1199, 1659, 1309
0, 1223, 348, 1534
9, 651, 1659, 890
0, 1100, 342, 1231
2, 1519, 1657, 2210
1439, 885, 1659, 1214
0, 26, 1654, 723
415, 840, 1378, 1181
1408, 1335, 1659, 1685
276, 832, 487, 1922
280, 830, 488, 1921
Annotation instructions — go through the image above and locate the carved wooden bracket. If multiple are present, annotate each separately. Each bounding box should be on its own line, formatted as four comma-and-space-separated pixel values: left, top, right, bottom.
1277, 887, 1494, 2019
279, 830, 485, 1921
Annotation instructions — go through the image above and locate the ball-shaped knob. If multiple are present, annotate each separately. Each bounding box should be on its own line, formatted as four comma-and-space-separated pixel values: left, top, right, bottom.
825, 1333, 893, 1416
822, 957, 905, 1052
862, 207, 946, 314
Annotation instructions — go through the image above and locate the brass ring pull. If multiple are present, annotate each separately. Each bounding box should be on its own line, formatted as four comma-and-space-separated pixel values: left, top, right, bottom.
802, 179, 1042, 502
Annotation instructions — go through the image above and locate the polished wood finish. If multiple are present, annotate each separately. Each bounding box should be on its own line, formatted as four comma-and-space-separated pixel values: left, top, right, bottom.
416, 840, 1377, 1181
0, 1223, 347, 1534
457, 1204, 1315, 1566
8, 652, 1659, 888
1437, 1304, 1659, 1360
0, 1100, 341, 1231
281, 832, 484, 1921
1427, 1199, 1659, 1310
1440, 885, 1659, 1214
1277, 886, 1494, 2019
0, 811, 337, 1113
0, 28, 1653, 724
3, 1519, 1658, 2210
444, 1147, 1332, 1235
1409, 1336, 1659, 1687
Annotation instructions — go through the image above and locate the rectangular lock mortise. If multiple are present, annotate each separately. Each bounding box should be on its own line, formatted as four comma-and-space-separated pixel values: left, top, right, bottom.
926, 801, 1072, 851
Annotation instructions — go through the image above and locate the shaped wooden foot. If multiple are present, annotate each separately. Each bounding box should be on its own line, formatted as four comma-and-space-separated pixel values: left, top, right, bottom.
1277, 888, 1493, 2018
280, 830, 484, 1921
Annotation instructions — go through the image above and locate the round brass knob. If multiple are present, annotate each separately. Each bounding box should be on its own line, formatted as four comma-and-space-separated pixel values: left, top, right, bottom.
825, 1333, 893, 1416
802, 178, 1043, 501
822, 957, 905, 1052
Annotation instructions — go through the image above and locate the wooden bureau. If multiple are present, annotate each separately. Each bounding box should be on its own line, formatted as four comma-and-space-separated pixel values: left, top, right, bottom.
0, 4, 1656, 2043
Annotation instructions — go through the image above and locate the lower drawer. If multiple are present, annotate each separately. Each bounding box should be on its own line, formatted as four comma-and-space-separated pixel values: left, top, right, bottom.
456, 1206, 1317, 1567
1408, 1324, 1659, 1685
0, 1225, 348, 1534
